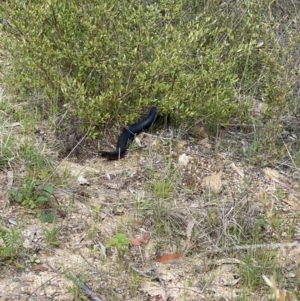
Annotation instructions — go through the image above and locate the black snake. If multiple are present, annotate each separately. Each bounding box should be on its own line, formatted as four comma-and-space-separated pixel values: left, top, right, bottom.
99, 106, 157, 159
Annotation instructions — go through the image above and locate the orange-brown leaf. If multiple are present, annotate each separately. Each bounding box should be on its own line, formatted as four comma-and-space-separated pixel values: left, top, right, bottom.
32, 265, 48, 272
154, 253, 183, 264
130, 238, 142, 246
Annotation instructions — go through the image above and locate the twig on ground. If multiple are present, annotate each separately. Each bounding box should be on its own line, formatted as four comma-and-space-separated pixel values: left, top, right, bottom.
151, 263, 168, 299
199, 241, 300, 257
44, 126, 91, 183
66, 273, 105, 301
25, 274, 60, 301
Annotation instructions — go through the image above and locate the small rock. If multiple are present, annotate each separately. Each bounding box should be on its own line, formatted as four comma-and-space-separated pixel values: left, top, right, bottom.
77, 176, 90, 186
177, 140, 187, 149
151, 139, 160, 151
189, 121, 209, 139
202, 171, 223, 194
199, 137, 212, 149
178, 154, 189, 166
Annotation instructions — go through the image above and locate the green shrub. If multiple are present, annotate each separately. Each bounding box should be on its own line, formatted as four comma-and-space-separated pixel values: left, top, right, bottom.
0, 0, 296, 142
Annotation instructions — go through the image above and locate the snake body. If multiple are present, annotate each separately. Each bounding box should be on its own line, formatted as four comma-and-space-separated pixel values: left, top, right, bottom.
99, 106, 157, 160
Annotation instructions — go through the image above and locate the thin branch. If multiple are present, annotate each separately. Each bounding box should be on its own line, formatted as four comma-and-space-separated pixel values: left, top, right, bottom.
44, 126, 91, 183
199, 241, 300, 257
65, 273, 105, 301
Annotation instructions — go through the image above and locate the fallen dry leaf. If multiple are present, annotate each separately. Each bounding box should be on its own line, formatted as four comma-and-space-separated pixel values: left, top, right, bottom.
98, 242, 106, 259
202, 171, 223, 194
130, 238, 142, 246
282, 198, 300, 209
177, 140, 188, 149
189, 121, 209, 139
140, 231, 151, 243
130, 231, 151, 246
4, 122, 22, 128
154, 253, 183, 264
263, 167, 281, 181
199, 137, 212, 149
32, 265, 49, 272
231, 162, 244, 178
221, 275, 240, 286
6, 170, 14, 189
186, 220, 195, 240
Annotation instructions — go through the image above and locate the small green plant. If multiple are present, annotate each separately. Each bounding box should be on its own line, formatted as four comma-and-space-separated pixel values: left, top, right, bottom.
19, 143, 54, 179
106, 233, 130, 253
65, 273, 89, 301
0, 155, 10, 169
92, 204, 102, 219
39, 211, 57, 223
152, 178, 174, 199
25, 253, 40, 264
0, 227, 24, 261
9, 179, 54, 209
239, 249, 281, 291
150, 162, 179, 199
43, 223, 62, 247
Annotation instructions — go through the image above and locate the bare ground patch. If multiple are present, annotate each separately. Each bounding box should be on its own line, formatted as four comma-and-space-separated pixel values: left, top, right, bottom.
1, 124, 300, 301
